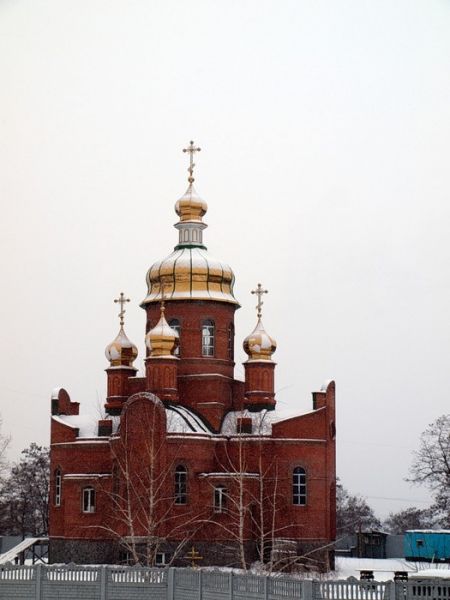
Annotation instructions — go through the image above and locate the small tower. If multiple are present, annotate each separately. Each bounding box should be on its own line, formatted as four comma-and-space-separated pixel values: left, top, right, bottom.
145, 300, 179, 402
105, 292, 138, 415
243, 283, 277, 411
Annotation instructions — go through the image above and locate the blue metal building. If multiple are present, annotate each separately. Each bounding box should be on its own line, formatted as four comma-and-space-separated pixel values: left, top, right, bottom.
405, 530, 450, 562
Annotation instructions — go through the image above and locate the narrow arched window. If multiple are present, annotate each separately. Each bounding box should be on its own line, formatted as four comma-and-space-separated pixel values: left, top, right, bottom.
82, 487, 96, 513
54, 469, 62, 507
174, 465, 187, 504
293, 467, 306, 505
228, 323, 234, 360
214, 485, 227, 513
202, 320, 215, 356
169, 319, 181, 356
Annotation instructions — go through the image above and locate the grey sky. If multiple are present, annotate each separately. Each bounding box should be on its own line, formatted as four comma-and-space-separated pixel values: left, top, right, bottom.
0, 0, 449, 519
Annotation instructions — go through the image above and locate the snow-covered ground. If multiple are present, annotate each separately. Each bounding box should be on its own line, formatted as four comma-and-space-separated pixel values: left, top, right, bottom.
335, 557, 450, 581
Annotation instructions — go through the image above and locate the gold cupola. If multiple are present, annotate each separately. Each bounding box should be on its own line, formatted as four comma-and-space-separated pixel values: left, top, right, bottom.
141, 141, 239, 307
145, 304, 179, 358
105, 293, 138, 368
243, 284, 277, 361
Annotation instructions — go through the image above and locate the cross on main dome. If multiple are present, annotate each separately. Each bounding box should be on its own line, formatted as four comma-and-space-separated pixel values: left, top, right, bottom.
183, 140, 201, 184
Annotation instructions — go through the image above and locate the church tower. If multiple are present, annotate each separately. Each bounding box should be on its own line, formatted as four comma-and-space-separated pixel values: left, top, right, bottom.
140, 142, 241, 429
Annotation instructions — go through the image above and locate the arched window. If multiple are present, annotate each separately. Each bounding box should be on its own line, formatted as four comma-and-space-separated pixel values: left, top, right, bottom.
82, 487, 96, 513
202, 320, 215, 356
293, 467, 306, 505
228, 323, 234, 360
169, 319, 181, 356
174, 465, 187, 505
54, 469, 62, 507
214, 485, 227, 513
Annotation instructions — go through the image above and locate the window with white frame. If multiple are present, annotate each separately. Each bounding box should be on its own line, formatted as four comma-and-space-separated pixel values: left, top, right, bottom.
214, 485, 227, 513
156, 552, 171, 566
174, 465, 187, 504
82, 487, 96, 513
54, 469, 62, 507
202, 320, 215, 356
292, 467, 306, 505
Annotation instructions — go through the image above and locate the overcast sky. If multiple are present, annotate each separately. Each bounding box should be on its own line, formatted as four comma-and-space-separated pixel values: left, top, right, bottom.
1, 0, 449, 519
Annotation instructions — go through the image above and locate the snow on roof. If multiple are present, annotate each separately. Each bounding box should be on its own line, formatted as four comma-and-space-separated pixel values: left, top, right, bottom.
64, 473, 111, 479
221, 410, 272, 435
52, 414, 120, 438
407, 529, 450, 534
199, 472, 260, 478
51, 387, 63, 399
166, 405, 211, 434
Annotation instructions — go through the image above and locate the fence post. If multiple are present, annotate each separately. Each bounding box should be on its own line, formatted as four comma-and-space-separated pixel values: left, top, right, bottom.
100, 565, 107, 600
264, 576, 269, 600
389, 580, 397, 600
229, 571, 233, 600
35, 564, 42, 600
304, 579, 314, 600
168, 567, 175, 600
198, 569, 203, 600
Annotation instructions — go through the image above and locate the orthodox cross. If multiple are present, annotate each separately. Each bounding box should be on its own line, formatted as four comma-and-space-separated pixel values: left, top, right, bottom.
114, 292, 130, 327
183, 140, 201, 183
251, 283, 268, 319
185, 545, 203, 568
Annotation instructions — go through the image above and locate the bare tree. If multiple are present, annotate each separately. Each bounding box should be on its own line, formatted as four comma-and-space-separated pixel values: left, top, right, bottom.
384, 507, 433, 534
101, 397, 202, 565
336, 479, 380, 535
0, 415, 10, 477
408, 414, 450, 527
409, 414, 450, 490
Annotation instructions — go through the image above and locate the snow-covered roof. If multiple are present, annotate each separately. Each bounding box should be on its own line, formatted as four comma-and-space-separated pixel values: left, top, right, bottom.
166, 405, 211, 434
52, 414, 120, 438
406, 529, 450, 534
221, 410, 272, 435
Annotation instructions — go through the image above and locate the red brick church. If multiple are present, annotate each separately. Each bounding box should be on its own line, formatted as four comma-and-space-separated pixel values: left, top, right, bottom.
49, 143, 336, 569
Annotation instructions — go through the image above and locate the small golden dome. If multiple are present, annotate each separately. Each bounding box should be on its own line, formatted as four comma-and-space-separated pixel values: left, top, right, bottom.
175, 183, 208, 223
243, 318, 277, 361
105, 327, 138, 368
146, 307, 179, 358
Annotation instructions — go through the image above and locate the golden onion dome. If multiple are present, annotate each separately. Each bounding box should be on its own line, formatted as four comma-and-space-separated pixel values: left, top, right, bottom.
141, 246, 239, 306
175, 183, 208, 223
145, 307, 179, 358
243, 318, 277, 361
142, 142, 239, 307
105, 327, 138, 368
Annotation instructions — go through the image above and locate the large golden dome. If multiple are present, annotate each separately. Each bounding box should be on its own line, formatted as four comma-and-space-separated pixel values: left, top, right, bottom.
141, 158, 239, 306
141, 246, 238, 305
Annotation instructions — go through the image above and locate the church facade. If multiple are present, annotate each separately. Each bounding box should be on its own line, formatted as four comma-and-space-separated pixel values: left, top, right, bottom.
49, 143, 336, 570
